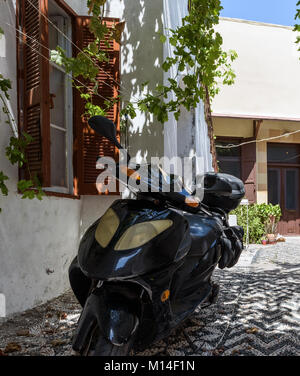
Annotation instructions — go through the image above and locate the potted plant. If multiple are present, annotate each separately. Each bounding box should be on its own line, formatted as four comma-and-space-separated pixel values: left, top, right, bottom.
264, 215, 278, 244
261, 236, 267, 245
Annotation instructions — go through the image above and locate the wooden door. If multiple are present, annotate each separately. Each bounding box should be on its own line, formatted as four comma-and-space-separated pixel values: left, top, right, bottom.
241, 140, 257, 204
268, 148, 300, 235
268, 143, 300, 235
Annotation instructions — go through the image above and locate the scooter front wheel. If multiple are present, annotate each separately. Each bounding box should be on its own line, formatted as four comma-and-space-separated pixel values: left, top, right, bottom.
85, 327, 134, 356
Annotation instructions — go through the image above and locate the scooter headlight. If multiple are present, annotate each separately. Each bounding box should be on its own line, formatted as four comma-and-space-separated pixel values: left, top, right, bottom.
95, 208, 120, 248
114, 220, 173, 251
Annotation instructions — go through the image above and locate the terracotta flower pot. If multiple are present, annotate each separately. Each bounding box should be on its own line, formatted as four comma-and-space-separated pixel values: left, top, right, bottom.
262, 239, 267, 245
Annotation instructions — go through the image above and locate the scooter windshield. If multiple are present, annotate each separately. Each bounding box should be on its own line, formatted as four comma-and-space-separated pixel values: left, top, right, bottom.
96, 156, 203, 209
134, 163, 192, 196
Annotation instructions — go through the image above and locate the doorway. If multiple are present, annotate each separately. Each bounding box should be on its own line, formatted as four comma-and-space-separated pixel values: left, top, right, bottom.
267, 143, 300, 235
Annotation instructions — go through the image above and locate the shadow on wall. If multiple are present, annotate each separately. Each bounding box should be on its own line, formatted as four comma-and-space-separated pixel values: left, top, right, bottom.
107, 0, 165, 162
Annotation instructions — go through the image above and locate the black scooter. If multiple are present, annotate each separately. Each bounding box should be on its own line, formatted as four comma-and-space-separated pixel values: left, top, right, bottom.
69, 116, 245, 356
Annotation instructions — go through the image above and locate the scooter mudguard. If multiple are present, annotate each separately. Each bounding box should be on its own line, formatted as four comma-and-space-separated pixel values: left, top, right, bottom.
72, 283, 141, 352
69, 256, 92, 307
78, 199, 191, 280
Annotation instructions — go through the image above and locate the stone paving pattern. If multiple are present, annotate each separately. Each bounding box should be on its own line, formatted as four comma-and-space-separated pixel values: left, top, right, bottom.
0, 238, 299, 356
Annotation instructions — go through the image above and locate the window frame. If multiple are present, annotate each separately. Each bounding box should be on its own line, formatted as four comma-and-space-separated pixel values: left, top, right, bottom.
16, 1, 121, 198
267, 142, 300, 166
216, 136, 242, 179
46, 10, 73, 194
16, 0, 78, 198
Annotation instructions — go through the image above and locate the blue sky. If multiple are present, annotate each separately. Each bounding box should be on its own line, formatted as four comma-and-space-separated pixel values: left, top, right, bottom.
220, 0, 298, 26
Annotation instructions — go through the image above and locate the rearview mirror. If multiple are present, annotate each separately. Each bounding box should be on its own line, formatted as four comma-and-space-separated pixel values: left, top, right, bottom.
88, 116, 130, 162
88, 116, 121, 148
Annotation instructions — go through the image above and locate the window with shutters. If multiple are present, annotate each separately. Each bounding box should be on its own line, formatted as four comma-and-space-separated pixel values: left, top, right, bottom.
16, 0, 120, 197
74, 16, 120, 195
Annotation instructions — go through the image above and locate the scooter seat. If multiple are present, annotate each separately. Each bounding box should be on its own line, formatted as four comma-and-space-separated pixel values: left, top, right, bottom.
183, 213, 223, 257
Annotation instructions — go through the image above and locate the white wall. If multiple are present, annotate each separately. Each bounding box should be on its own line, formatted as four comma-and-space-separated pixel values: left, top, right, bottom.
0, 1, 84, 315
212, 18, 300, 119
0, 0, 117, 316
116, 0, 165, 161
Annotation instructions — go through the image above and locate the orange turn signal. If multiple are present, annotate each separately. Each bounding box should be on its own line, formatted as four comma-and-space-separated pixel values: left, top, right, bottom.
161, 289, 170, 302
185, 196, 200, 208
120, 166, 141, 181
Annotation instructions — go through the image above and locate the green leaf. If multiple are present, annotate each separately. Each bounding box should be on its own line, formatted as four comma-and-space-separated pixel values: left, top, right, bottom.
0, 171, 9, 196
160, 34, 167, 43
18, 180, 34, 193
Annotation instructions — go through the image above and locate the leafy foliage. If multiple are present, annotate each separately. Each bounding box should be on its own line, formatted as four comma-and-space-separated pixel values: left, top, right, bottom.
0, 171, 9, 196
294, 0, 300, 51
146, 0, 237, 121
18, 177, 44, 200
51, 0, 237, 127
5, 133, 33, 167
0, 74, 12, 98
231, 203, 282, 244
255, 203, 282, 223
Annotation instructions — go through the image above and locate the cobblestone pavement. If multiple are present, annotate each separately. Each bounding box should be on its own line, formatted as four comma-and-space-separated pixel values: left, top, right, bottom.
0, 238, 299, 356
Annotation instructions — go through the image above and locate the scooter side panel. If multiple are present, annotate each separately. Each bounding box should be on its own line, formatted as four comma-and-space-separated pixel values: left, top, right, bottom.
69, 256, 93, 307
183, 212, 223, 257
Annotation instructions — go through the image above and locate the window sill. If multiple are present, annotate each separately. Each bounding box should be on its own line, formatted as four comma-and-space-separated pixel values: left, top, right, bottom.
17, 189, 80, 200
43, 190, 80, 200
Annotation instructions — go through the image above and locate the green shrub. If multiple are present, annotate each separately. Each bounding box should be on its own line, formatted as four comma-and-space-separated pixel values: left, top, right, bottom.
231, 203, 282, 244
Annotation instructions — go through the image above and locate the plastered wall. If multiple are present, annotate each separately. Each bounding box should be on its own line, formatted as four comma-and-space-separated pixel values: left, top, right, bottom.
212, 18, 300, 120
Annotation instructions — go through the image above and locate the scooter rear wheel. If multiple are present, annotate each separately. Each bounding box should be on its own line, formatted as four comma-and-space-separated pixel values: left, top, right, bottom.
85, 327, 134, 356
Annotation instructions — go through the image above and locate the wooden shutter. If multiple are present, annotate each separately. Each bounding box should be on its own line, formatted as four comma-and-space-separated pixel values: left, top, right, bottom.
19, 0, 50, 186
241, 140, 257, 203
74, 17, 120, 195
